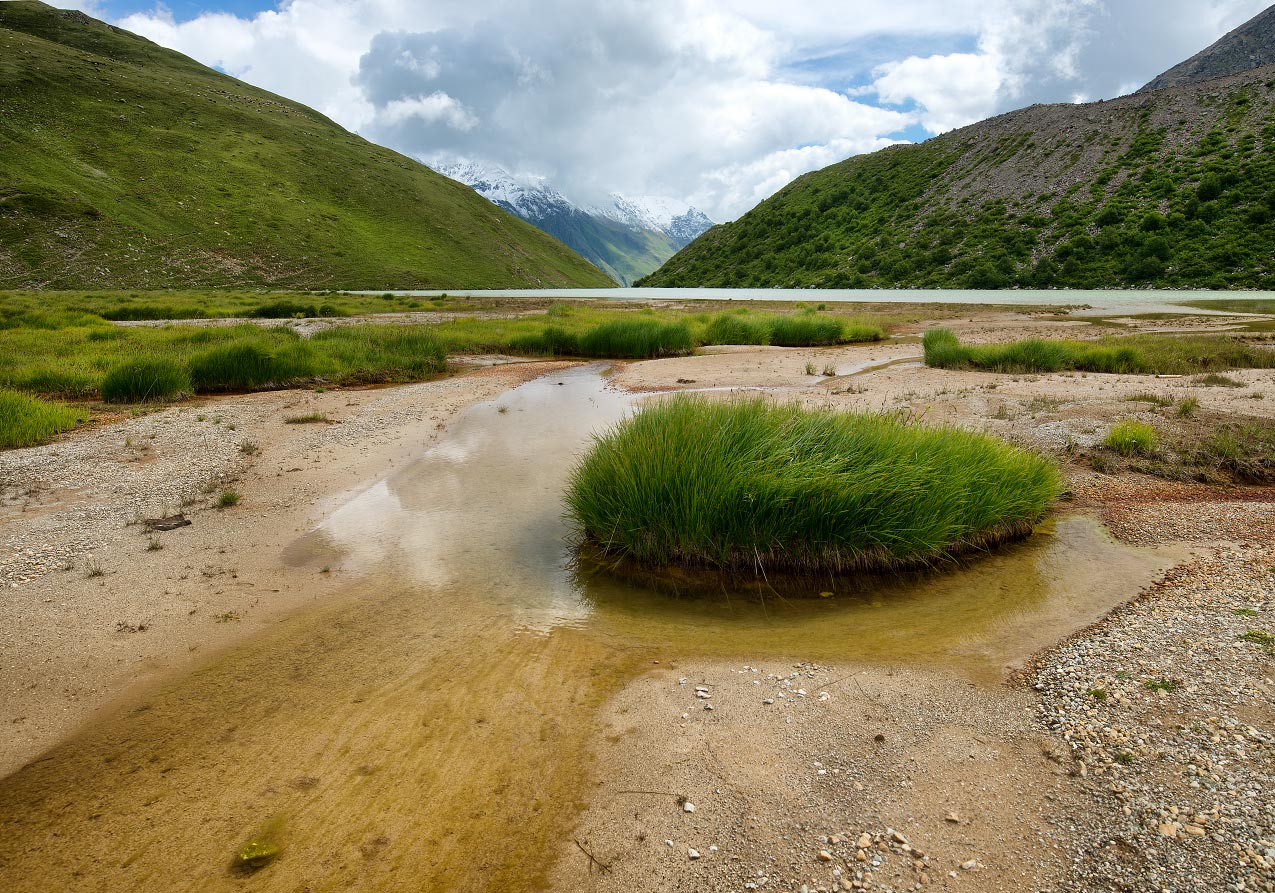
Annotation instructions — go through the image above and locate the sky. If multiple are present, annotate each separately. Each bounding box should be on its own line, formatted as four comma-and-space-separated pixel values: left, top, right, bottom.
55, 0, 1274, 221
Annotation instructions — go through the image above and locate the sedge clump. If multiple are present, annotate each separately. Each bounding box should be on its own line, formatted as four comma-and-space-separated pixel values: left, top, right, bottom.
565, 396, 1062, 577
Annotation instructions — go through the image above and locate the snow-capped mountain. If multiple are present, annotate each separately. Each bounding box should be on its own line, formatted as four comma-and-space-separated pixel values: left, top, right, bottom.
593, 195, 715, 248
434, 161, 713, 285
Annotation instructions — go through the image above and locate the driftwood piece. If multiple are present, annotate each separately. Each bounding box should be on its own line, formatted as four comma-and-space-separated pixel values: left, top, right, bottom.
144, 514, 191, 532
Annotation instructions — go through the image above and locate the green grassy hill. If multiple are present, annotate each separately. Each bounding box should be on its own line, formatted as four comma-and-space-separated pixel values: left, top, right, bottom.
0, 1, 612, 290
644, 66, 1275, 291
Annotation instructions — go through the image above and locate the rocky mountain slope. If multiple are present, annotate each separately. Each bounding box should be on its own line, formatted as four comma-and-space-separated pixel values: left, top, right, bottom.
1141, 5, 1275, 92
0, 1, 612, 290
438, 162, 711, 285
644, 12, 1275, 291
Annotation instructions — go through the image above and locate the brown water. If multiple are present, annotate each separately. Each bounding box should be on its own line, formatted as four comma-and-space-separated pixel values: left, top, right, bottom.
0, 366, 1180, 892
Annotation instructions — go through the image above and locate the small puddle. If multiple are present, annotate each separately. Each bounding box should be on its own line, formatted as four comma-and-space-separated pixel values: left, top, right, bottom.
0, 365, 1183, 893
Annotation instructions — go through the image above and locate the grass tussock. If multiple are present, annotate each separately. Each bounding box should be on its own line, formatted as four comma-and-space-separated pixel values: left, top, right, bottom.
99, 358, 189, 402
1104, 420, 1158, 456
566, 396, 1062, 575
1191, 423, 1275, 482
577, 320, 694, 359
923, 328, 1275, 375
0, 389, 85, 448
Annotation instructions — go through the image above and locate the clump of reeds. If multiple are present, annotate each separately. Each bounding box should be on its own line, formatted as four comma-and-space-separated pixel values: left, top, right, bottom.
576, 320, 694, 359
0, 389, 85, 448
187, 340, 317, 391
923, 328, 1275, 375
1103, 420, 1157, 456
100, 358, 189, 402
565, 395, 1062, 576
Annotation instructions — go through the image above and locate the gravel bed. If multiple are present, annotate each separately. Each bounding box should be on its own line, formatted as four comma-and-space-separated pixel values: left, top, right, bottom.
1031, 545, 1275, 892
0, 405, 250, 589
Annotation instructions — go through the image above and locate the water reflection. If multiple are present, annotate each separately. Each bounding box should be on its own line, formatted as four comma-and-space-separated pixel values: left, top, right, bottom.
289, 365, 1174, 671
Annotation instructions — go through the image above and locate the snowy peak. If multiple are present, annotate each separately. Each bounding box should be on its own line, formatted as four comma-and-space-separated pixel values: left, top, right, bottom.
434, 161, 573, 222
433, 159, 714, 284
435, 161, 713, 246
593, 194, 714, 247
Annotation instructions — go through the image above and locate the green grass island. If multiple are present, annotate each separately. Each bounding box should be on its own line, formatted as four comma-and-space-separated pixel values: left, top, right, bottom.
565, 396, 1064, 581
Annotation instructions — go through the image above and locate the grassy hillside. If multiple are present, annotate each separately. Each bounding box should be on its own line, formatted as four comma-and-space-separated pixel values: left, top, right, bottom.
644, 67, 1275, 290
0, 2, 612, 290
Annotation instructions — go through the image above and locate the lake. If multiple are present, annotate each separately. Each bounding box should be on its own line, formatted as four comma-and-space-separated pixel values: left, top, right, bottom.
356, 287, 1274, 316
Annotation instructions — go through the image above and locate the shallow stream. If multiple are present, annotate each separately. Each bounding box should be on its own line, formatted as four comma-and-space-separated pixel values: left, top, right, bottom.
0, 366, 1181, 892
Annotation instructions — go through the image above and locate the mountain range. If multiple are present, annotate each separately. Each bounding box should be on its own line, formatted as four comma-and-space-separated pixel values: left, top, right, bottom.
644, 4, 1275, 291
437, 162, 712, 285
0, 1, 612, 290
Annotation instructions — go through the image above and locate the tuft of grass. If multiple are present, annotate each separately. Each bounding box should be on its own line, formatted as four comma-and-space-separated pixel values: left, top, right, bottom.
1191, 423, 1275, 483
1177, 396, 1200, 417
506, 325, 580, 357
924, 329, 1275, 376
217, 489, 241, 509
249, 300, 345, 319
703, 312, 772, 345
1143, 678, 1181, 692
0, 389, 85, 448
768, 314, 846, 347
284, 413, 330, 424
804, 361, 817, 375
822, 363, 838, 377
309, 326, 446, 381
187, 340, 317, 392
565, 396, 1062, 575
1125, 392, 1173, 407
1194, 373, 1244, 387
1104, 421, 1157, 456
100, 357, 189, 403
1088, 689, 1108, 700
576, 320, 693, 359
1239, 629, 1274, 645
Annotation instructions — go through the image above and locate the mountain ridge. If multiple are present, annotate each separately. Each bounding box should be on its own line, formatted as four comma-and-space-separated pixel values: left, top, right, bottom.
0, 1, 612, 290
1140, 4, 1275, 92
647, 6, 1275, 293
437, 161, 712, 285
644, 33, 1275, 290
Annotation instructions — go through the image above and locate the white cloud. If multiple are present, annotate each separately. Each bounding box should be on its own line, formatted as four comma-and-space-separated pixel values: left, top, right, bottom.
51, 0, 1274, 221
871, 52, 1002, 134
381, 93, 478, 131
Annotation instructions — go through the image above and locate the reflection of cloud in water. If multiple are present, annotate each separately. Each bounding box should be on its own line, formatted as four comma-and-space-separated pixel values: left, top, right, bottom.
286, 364, 1176, 664
299, 365, 632, 629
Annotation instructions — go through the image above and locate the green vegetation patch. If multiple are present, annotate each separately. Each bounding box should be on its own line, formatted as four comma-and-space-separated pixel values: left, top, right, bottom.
1104, 421, 1158, 456
642, 77, 1275, 291
0, 5, 611, 290
565, 396, 1062, 576
99, 357, 189, 402
0, 389, 85, 448
576, 319, 694, 359
923, 328, 1275, 375
1190, 422, 1275, 483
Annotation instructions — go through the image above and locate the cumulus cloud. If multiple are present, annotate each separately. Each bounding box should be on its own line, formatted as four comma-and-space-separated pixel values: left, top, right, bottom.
67, 0, 1272, 220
